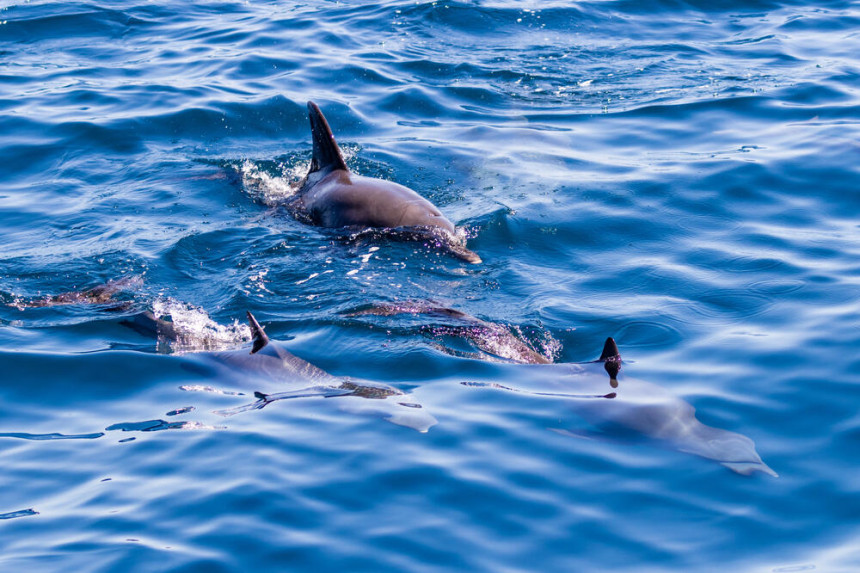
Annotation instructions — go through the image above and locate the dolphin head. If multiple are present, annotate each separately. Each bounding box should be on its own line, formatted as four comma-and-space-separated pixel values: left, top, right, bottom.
682, 427, 778, 477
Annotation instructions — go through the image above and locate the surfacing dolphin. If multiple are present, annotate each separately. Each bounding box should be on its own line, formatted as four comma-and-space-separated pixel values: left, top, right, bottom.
291, 101, 481, 264
13, 282, 436, 433
349, 303, 776, 476
123, 310, 437, 433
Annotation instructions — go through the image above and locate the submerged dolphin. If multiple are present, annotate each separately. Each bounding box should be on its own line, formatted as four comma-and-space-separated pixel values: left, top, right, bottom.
13, 282, 436, 432
124, 310, 437, 433
291, 101, 481, 264
345, 301, 552, 365
349, 303, 776, 476
508, 338, 777, 476
10, 276, 141, 310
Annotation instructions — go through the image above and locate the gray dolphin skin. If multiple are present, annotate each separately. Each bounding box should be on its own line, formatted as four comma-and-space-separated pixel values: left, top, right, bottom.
10, 276, 141, 310
481, 338, 776, 477
295, 101, 481, 264
124, 310, 437, 433
350, 303, 776, 476
18, 282, 772, 472
345, 300, 552, 364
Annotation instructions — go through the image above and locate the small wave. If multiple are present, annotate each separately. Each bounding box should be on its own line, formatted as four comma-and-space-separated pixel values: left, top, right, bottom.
105, 419, 221, 433
615, 321, 684, 349
166, 406, 195, 416
179, 385, 244, 396
0, 508, 39, 520
691, 291, 774, 321
0, 431, 104, 441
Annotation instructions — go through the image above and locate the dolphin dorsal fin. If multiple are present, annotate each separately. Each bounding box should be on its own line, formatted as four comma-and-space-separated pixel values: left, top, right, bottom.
600, 337, 621, 386
247, 311, 270, 354
599, 337, 620, 361
307, 101, 348, 175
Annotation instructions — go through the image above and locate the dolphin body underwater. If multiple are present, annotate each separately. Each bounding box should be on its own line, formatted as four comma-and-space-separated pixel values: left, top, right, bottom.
11, 287, 437, 433
350, 303, 777, 476
12, 284, 772, 474
118, 310, 438, 433
525, 338, 777, 477
285, 102, 481, 264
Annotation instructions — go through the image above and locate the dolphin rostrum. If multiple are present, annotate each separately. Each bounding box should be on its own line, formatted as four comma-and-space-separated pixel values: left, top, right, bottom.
292, 101, 481, 264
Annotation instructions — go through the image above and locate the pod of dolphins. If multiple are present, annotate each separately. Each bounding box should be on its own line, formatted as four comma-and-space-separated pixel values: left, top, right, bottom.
13, 102, 776, 477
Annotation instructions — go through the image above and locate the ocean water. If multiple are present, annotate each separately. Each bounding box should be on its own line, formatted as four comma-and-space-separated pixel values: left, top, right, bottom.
1, 1, 859, 571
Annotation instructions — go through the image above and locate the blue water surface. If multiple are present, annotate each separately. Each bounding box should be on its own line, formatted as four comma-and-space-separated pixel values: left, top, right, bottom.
1, 1, 859, 571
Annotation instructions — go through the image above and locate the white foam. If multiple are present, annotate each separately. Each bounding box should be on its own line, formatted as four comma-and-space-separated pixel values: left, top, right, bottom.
151, 298, 251, 353
239, 159, 302, 206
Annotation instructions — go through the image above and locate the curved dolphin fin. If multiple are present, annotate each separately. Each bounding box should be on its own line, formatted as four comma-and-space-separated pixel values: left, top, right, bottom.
307, 101, 348, 175
600, 337, 620, 361
599, 337, 621, 386
247, 311, 270, 354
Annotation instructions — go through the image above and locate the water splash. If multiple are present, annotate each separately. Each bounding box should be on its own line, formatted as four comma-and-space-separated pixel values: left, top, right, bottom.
238, 159, 301, 207
151, 299, 251, 354
236, 146, 359, 208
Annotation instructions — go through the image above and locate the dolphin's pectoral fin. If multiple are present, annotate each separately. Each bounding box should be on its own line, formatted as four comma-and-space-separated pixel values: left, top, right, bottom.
384, 409, 438, 433
212, 396, 271, 417
212, 386, 354, 417
246, 312, 269, 354
548, 425, 645, 446
307, 101, 349, 175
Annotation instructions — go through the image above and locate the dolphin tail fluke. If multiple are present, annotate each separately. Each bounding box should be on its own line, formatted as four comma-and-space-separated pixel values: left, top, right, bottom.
307, 101, 348, 175
247, 311, 270, 354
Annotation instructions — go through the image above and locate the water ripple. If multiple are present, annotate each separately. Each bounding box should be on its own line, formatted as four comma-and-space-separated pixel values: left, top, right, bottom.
2, 0, 859, 571
0, 431, 104, 441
